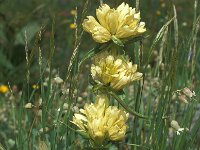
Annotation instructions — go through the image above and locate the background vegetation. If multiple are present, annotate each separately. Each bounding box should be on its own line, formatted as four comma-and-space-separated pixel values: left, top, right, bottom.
0, 0, 200, 149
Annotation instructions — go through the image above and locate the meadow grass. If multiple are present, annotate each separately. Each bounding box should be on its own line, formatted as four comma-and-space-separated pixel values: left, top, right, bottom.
0, 0, 200, 149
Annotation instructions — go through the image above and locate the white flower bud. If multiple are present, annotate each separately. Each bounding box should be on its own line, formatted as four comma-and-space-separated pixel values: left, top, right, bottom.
54, 77, 64, 84
24, 103, 35, 109
171, 120, 185, 135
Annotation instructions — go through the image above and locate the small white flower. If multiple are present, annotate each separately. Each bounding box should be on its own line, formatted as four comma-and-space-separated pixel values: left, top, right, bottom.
176, 128, 185, 135
171, 120, 185, 135
39, 127, 49, 133
24, 103, 35, 109
54, 77, 64, 84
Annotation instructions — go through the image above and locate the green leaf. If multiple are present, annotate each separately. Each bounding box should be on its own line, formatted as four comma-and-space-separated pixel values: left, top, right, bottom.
109, 145, 118, 150
14, 22, 40, 45
78, 45, 100, 72
111, 35, 124, 47
124, 35, 146, 45
76, 130, 90, 139
144, 16, 175, 68
78, 43, 109, 72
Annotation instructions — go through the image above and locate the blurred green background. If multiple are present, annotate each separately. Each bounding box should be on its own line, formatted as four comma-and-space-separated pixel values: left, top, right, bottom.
0, 0, 199, 86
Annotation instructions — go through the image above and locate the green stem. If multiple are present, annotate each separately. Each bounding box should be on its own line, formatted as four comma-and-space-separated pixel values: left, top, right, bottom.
107, 91, 149, 120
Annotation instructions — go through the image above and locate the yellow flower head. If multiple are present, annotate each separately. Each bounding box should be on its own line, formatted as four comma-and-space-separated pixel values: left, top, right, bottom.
82, 2, 146, 43
71, 94, 129, 146
91, 50, 143, 90
0, 85, 9, 93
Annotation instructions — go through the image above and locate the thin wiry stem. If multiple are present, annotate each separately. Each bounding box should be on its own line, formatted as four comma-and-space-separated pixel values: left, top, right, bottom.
136, 0, 140, 13
100, 0, 103, 5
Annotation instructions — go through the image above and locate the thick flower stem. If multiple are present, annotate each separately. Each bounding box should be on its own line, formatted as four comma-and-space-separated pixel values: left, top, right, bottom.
108, 91, 149, 119
99, 88, 149, 120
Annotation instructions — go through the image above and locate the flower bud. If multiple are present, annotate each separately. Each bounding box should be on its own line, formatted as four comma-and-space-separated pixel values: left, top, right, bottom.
171, 120, 185, 135
24, 103, 35, 109
54, 77, 64, 84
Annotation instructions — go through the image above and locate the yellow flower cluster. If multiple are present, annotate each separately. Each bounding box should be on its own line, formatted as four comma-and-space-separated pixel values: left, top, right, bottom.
82, 3, 146, 43
71, 94, 129, 146
72, 2, 146, 146
91, 50, 143, 90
